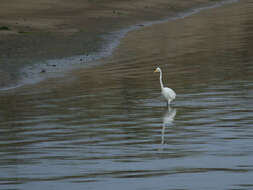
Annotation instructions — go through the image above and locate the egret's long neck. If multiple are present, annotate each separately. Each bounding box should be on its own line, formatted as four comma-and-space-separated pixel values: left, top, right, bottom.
159, 71, 164, 89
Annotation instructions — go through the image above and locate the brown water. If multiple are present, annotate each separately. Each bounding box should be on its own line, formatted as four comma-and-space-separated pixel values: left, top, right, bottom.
1, 1, 253, 189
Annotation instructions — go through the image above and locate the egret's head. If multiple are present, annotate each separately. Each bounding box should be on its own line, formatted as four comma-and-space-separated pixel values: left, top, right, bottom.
154, 67, 161, 73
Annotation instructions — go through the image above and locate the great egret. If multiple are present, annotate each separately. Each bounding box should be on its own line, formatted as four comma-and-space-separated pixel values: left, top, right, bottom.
154, 67, 176, 106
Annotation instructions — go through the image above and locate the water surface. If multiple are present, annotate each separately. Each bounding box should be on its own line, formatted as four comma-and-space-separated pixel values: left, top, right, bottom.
1, 1, 253, 189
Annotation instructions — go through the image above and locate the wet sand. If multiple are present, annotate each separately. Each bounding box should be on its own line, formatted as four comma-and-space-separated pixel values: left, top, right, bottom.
0, 0, 224, 35
0, 0, 225, 87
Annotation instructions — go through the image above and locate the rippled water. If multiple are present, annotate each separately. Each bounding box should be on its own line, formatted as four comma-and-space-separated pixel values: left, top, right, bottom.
1, 1, 253, 189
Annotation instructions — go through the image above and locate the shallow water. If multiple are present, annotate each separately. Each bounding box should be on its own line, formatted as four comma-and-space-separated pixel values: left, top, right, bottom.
1, 1, 253, 189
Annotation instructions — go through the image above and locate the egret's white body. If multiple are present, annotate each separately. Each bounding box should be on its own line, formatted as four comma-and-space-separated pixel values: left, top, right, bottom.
154, 67, 176, 105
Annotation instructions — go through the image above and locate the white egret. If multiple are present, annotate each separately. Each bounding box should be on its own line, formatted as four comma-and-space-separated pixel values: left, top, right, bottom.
154, 67, 176, 106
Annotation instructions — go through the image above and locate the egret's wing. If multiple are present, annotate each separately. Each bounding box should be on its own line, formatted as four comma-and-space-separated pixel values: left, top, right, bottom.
163, 87, 176, 99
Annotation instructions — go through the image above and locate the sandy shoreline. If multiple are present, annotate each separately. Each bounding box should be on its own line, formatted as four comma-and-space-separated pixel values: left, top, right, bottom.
0, 0, 226, 87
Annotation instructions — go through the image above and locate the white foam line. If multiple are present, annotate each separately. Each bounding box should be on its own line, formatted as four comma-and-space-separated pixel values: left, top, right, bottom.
1, 0, 239, 91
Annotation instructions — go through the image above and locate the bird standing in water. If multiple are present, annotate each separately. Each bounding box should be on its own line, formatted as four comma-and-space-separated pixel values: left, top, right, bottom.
154, 67, 176, 106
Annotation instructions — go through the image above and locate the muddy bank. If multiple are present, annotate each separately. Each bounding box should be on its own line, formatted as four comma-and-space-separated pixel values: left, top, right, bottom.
0, 0, 226, 87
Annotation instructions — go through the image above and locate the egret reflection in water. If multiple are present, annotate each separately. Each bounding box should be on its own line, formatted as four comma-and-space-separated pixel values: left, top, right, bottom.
161, 106, 177, 145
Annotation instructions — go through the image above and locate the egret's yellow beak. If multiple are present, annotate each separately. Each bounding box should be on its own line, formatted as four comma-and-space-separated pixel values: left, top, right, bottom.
154, 68, 159, 73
